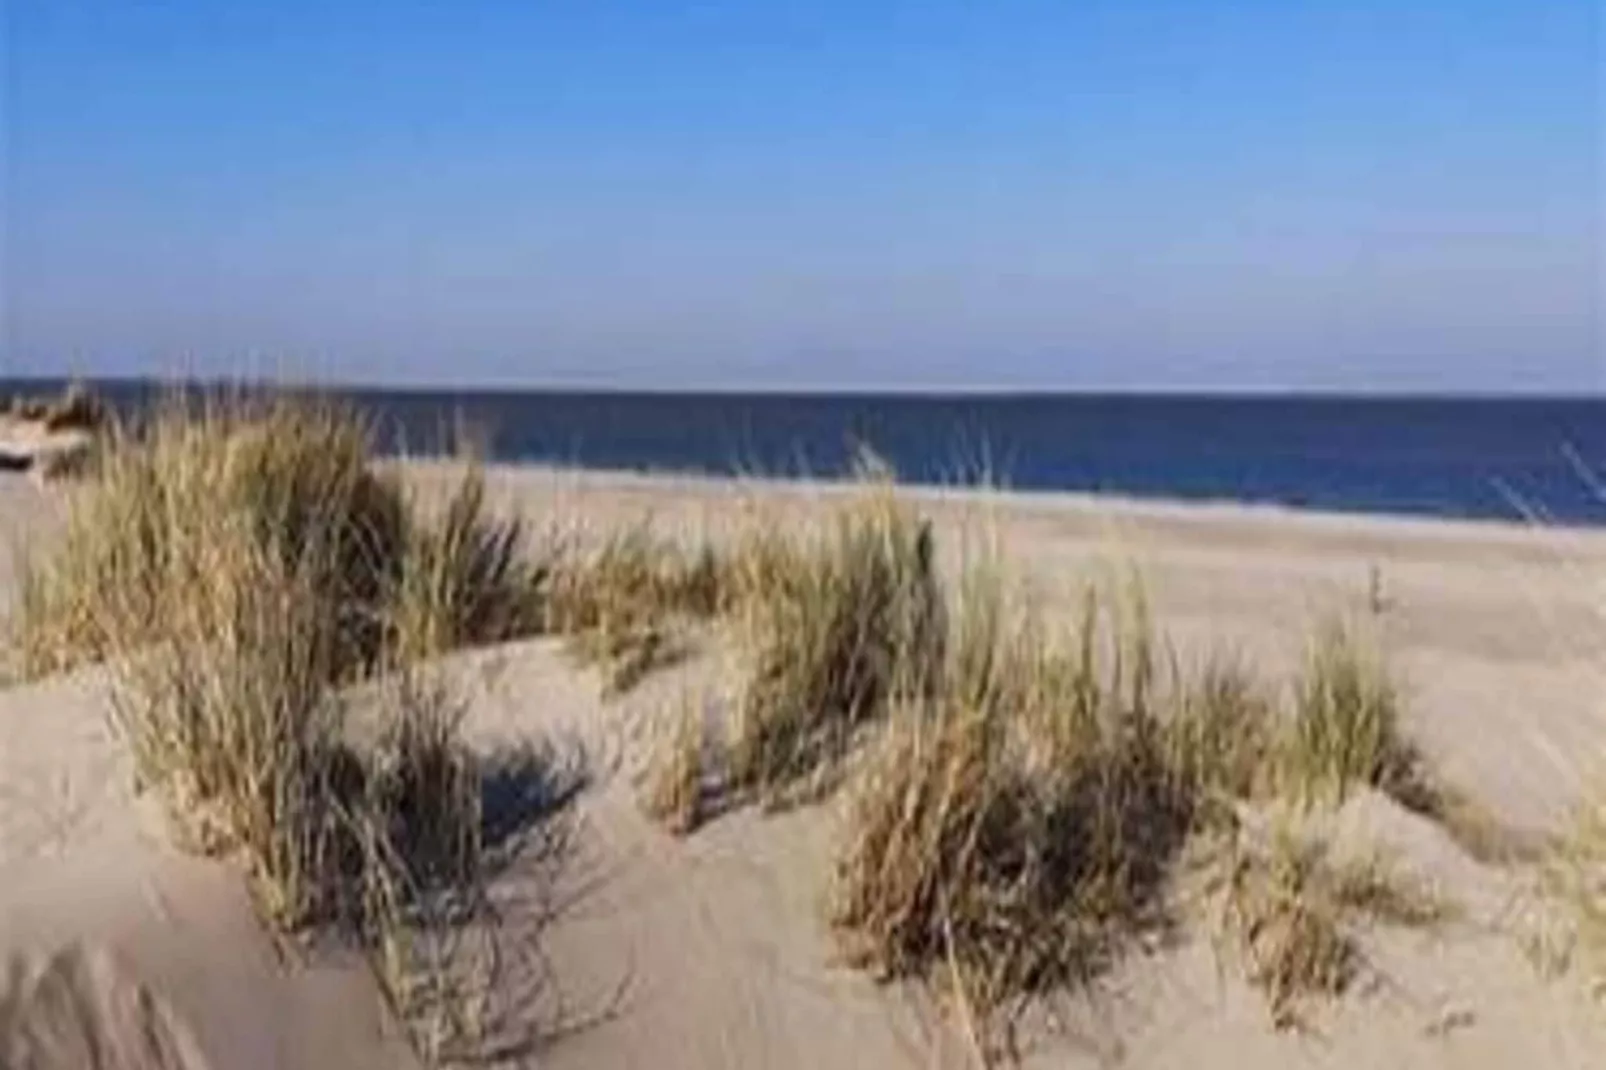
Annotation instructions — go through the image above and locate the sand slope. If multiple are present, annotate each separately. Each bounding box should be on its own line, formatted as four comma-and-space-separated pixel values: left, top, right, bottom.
453, 638, 1606, 1070
0, 668, 423, 1070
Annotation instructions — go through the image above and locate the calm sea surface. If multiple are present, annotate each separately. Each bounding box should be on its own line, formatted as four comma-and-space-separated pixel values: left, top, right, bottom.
7, 380, 1605, 526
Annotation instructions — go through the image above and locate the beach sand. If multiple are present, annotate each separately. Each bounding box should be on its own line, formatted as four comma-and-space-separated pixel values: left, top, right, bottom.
3, 465, 1603, 1068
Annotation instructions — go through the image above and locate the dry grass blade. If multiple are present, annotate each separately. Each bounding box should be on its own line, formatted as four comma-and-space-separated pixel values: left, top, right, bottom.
1216, 829, 1358, 1030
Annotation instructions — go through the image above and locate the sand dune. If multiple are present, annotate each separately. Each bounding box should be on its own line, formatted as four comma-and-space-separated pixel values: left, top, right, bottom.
2, 944, 213, 1070
2, 467, 1603, 1068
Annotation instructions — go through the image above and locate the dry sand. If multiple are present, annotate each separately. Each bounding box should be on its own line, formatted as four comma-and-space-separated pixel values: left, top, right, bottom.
2, 465, 1603, 1068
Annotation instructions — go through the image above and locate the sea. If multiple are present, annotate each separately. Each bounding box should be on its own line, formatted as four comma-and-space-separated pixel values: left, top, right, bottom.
5, 379, 1605, 527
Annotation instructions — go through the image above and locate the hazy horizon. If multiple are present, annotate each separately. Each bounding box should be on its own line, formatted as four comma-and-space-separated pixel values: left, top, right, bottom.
4, 2, 1601, 393
5, 372, 1604, 401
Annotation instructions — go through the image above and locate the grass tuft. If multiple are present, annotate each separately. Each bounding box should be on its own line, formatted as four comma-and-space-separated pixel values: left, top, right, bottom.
1539, 789, 1606, 1000
725, 475, 942, 805
11, 393, 409, 680
388, 461, 548, 664
6, 390, 553, 1063
545, 522, 722, 693
1283, 621, 1424, 807
1214, 823, 1444, 1030
1168, 653, 1276, 811
640, 693, 707, 835
829, 576, 1199, 1046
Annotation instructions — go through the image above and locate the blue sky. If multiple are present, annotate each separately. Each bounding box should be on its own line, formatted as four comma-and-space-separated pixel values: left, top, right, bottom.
3, 1, 1600, 391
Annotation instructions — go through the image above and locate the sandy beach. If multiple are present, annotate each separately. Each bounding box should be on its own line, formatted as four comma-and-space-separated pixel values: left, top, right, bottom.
3, 463, 1604, 1069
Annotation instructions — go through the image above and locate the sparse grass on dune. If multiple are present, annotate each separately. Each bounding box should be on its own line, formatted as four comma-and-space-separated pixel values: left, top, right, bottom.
1282, 620, 1421, 807
1212, 823, 1445, 1030
544, 521, 723, 694
7, 391, 555, 1063
1280, 620, 1518, 862
18, 397, 1528, 1055
724, 464, 943, 806
10, 394, 545, 682
830, 578, 1203, 1038
827, 571, 1396, 1046
640, 691, 708, 836
584, 462, 1467, 1044
644, 471, 1473, 1046
1539, 788, 1606, 1000
10, 394, 409, 680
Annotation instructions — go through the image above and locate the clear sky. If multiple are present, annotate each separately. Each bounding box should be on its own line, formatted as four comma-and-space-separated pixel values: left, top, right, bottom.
3, 1, 1600, 391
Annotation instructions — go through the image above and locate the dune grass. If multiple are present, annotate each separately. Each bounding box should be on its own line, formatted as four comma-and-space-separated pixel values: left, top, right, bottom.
1213, 823, 1445, 1030
544, 522, 723, 694
1280, 620, 1518, 863
387, 463, 548, 665
1282, 621, 1421, 806
652, 474, 1462, 1045
723, 472, 944, 806
10, 394, 408, 680
829, 577, 1207, 1040
6, 392, 551, 1062
10, 394, 543, 682
1538, 790, 1606, 1000
13, 395, 1512, 1053
640, 691, 708, 836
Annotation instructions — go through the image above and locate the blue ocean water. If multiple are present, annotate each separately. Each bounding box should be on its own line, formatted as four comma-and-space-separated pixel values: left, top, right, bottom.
6, 380, 1604, 525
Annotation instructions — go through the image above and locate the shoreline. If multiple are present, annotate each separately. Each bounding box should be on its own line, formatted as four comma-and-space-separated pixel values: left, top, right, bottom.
450, 459, 1606, 547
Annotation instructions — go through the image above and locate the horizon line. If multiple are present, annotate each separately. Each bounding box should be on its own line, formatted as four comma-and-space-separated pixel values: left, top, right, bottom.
2, 373, 1602, 403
